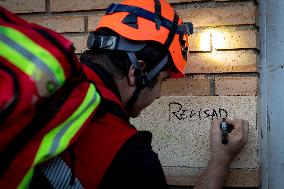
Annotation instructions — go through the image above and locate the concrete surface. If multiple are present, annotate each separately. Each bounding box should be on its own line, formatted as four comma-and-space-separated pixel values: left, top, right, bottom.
131, 96, 258, 169
131, 96, 258, 187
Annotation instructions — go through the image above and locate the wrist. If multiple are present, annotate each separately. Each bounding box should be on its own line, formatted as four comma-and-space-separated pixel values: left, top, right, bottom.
208, 156, 231, 171
210, 149, 235, 166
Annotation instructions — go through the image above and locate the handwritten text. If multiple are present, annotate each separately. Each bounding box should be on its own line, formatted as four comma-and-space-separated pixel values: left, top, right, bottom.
169, 102, 228, 121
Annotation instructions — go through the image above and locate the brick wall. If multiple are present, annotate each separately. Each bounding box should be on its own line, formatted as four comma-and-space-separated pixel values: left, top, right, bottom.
0, 0, 259, 188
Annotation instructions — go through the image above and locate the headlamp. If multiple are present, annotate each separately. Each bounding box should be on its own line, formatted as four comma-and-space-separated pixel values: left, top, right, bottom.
179, 22, 193, 61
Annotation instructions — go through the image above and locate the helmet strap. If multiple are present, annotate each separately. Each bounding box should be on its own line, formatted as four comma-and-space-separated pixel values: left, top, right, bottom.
127, 52, 149, 88
154, 0, 162, 30
125, 52, 168, 112
125, 87, 142, 112
164, 13, 179, 48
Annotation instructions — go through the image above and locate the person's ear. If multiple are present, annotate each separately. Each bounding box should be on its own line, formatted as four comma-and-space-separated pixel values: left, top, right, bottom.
128, 60, 146, 86
128, 65, 136, 86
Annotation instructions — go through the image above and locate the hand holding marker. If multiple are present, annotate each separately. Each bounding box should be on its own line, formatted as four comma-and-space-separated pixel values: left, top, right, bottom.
220, 119, 233, 145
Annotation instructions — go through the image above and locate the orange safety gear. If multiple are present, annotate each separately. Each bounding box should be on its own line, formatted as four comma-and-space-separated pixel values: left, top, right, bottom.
94, 0, 193, 78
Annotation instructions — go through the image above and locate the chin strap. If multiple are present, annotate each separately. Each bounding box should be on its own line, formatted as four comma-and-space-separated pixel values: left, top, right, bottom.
125, 52, 168, 112
125, 87, 143, 112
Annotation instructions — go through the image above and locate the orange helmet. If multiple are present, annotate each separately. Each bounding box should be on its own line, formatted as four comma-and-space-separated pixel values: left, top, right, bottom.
89, 0, 193, 78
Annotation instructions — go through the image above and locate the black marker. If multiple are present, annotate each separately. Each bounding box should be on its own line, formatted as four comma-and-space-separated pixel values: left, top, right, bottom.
220, 119, 233, 145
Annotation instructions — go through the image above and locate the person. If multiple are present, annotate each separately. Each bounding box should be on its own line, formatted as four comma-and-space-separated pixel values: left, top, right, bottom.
38, 0, 246, 188
0, 0, 249, 188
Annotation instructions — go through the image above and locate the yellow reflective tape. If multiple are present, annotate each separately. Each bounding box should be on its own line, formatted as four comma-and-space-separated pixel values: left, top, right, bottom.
17, 169, 34, 189
35, 84, 100, 163
0, 40, 35, 77
18, 84, 101, 187
0, 37, 54, 96
57, 84, 100, 152
0, 26, 65, 87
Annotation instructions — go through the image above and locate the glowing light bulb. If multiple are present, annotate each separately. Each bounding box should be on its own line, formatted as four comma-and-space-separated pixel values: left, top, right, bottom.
199, 31, 211, 52
212, 30, 226, 50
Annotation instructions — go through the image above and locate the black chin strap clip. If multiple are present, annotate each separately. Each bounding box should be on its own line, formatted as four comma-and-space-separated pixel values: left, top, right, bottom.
134, 69, 148, 88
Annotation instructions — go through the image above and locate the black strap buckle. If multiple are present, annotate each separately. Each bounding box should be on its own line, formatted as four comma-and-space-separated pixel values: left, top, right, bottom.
178, 22, 194, 35
87, 33, 118, 50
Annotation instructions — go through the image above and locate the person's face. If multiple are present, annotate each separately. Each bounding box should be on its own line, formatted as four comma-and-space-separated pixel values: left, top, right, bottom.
129, 70, 170, 118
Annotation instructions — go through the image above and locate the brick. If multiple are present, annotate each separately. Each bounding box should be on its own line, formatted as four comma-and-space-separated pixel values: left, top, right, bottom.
0, 0, 45, 13
215, 77, 258, 96
50, 0, 120, 12
131, 96, 258, 169
164, 167, 258, 187
190, 30, 259, 52
186, 51, 257, 74
65, 34, 88, 54
22, 16, 85, 33
212, 30, 259, 50
175, 2, 256, 27
88, 14, 104, 31
189, 32, 211, 52
161, 77, 210, 96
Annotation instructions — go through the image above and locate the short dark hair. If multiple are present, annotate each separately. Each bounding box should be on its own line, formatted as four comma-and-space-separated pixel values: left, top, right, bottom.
80, 28, 174, 87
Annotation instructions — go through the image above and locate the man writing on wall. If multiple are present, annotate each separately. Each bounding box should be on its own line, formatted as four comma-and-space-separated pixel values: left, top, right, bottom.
0, 0, 248, 188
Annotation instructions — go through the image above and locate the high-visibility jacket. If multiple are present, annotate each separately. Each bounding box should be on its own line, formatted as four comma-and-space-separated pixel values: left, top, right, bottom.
0, 6, 137, 188
31, 62, 138, 189
0, 6, 101, 188
70, 62, 138, 188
